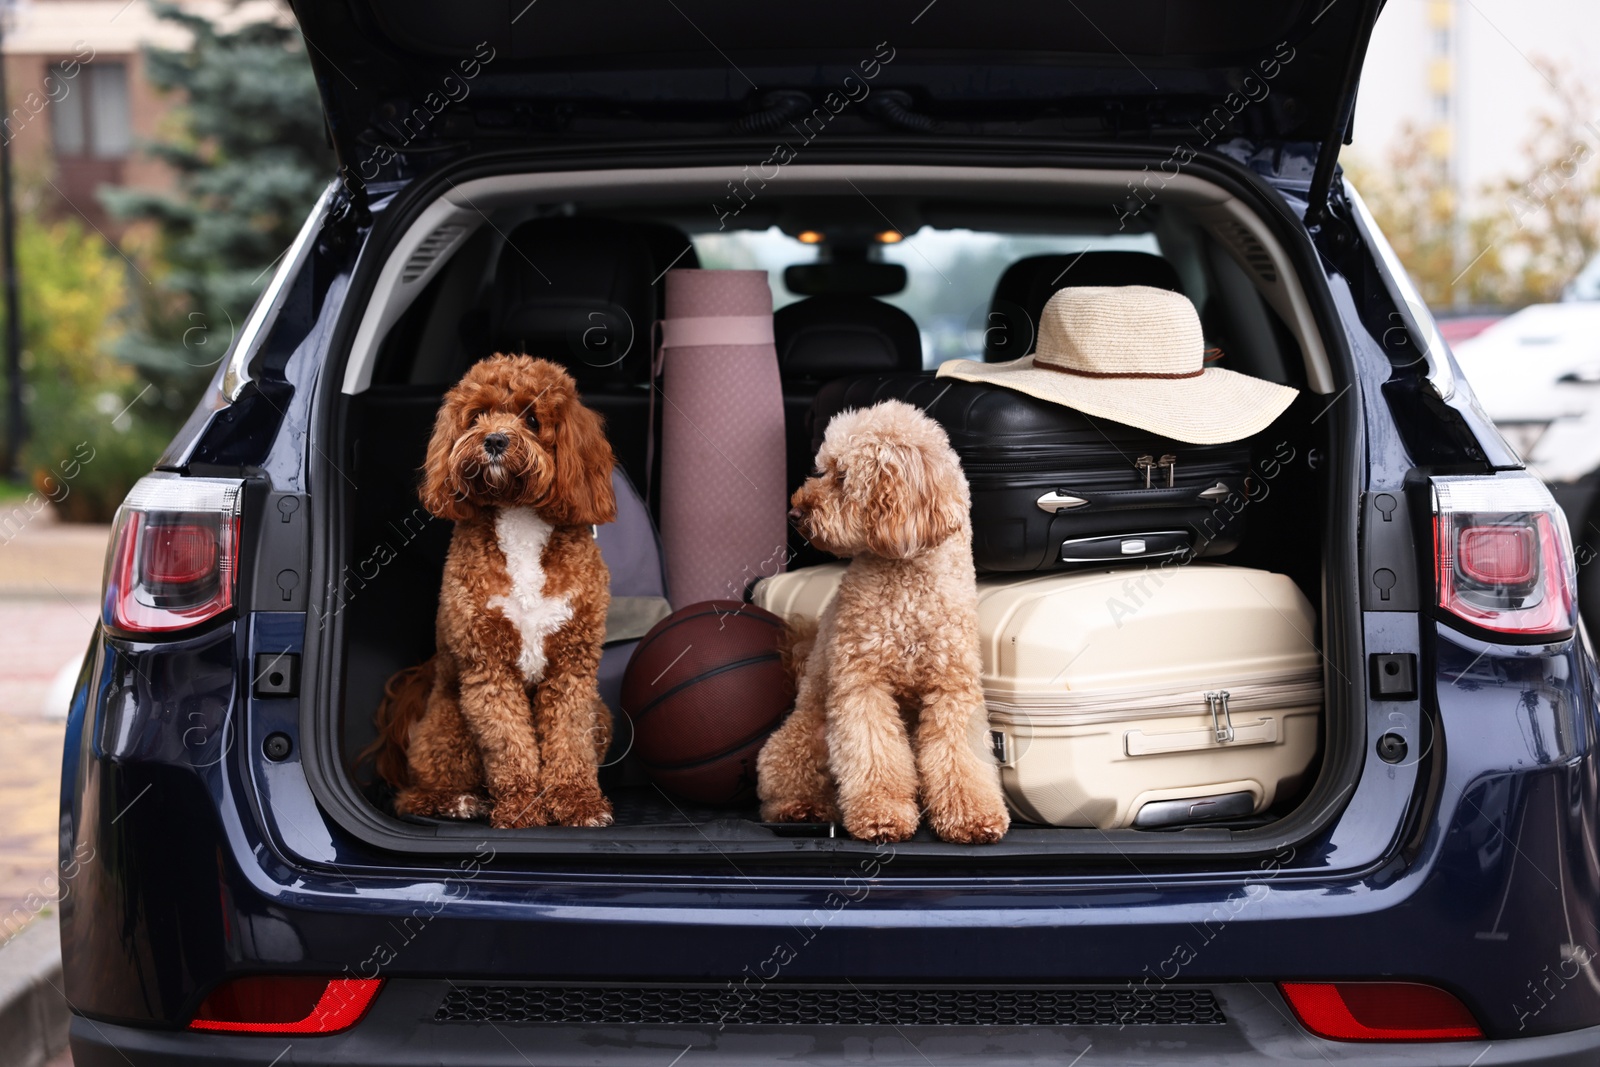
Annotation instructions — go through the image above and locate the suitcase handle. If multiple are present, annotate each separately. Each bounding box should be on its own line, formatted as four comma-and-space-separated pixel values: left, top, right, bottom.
1036, 480, 1239, 514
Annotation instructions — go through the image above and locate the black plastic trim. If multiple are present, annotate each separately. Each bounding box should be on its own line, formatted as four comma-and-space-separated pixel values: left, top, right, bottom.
70, 983, 1600, 1067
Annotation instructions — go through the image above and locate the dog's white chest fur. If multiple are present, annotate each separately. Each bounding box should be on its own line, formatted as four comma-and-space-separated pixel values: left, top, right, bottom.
486, 508, 573, 684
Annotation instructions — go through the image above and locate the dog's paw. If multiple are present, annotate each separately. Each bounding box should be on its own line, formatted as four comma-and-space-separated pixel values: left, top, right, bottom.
761, 799, 838, 824
545, 782, 614, 828
489, 784, 550, 829
929, 789, 1012, 845
444, 792, 492, 820
842, 799, 921, 843
395, 788, 490, 821
932, 808, 1010, 845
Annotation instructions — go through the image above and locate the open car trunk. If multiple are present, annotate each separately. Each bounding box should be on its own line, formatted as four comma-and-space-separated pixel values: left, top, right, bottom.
306, 153, 1361, 865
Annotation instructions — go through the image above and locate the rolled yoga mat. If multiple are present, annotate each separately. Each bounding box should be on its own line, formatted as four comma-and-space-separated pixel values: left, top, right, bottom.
658, 269, 789, 608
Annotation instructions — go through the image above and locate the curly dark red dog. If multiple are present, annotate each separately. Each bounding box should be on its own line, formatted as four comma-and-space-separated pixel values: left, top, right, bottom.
370, 354, 617, 828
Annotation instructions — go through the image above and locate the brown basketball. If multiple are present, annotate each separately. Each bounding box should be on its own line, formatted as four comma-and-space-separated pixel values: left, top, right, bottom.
620, 600, 794, 806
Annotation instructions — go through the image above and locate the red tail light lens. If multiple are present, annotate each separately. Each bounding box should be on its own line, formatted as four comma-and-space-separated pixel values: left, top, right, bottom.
189, 976, 382, 1034
142, 523, 219, 586
103, 476, 244, 634
1280, 981, 1482, 1041
1457, 524, 1537, 586
1432, 475, 1576, 638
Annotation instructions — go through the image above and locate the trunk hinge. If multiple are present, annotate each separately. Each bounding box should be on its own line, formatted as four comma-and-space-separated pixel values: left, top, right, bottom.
323, 172, 372, 254
1304, 0, 1387, 227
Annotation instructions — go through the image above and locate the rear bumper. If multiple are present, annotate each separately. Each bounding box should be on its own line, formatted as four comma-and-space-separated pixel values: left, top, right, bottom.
68, 983, 1600, 1067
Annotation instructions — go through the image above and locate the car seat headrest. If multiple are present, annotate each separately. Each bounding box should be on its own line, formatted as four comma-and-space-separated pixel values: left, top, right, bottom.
984, 251, 1183, 362
488, 218, 657, 387
775, 294, 923, 380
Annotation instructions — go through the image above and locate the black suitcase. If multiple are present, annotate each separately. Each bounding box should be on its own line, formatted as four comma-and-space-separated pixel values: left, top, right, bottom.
808, 374, 1257, 572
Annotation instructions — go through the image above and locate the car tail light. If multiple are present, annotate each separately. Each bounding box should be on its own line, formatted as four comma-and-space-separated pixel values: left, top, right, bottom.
189, 976, 382, 1034
1280, 982, 1482, 1041
1432, 475, 1577, 638
103, 476, 244, 634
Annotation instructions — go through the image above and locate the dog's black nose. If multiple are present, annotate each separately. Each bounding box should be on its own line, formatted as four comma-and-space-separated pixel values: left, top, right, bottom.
483, 432, 509, 458
788, 506, 804, 523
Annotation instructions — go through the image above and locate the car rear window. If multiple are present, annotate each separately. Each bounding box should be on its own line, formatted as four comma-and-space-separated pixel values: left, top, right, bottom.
693, 227, 1161, 369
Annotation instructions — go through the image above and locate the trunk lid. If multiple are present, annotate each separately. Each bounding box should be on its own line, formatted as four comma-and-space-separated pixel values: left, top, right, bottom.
290, 0, 1383, 197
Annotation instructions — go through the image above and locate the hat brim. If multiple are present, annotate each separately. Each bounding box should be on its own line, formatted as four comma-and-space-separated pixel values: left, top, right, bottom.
936, 356, 1299, 445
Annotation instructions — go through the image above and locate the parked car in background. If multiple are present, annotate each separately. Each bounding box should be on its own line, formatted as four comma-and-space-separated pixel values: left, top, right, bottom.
1434, 312, 1503, 347
59, 1, 1600, 1064
1452, 293, 1600, 636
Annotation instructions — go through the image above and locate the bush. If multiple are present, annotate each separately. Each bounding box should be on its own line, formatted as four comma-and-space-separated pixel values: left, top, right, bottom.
23, 383, 171, 524
0, 201, 170, 522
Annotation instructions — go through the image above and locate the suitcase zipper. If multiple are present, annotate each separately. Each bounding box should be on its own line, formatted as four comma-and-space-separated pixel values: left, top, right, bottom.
1032, 469, 1249, 516
1204, 690, 1234, 743
1135, 454, 1178, 488
985, 671, 1323, 727
961, 455, 1246, 488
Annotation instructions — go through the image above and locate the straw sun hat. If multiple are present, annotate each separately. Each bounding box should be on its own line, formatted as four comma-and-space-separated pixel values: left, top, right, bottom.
936, 285, 1298, 444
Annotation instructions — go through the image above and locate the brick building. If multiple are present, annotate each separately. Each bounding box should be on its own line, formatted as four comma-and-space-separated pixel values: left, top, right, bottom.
2, 0, 280, 232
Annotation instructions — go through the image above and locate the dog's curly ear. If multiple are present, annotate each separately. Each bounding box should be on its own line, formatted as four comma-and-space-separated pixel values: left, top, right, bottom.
861, 440, 968, 559
545, 396, 617, 527
419, 389, 477, 522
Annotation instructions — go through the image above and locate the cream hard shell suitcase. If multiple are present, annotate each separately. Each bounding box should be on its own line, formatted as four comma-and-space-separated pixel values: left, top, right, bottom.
753, 561, 848, 621
976, 566, 1322, 829
753, 563, 1322, 830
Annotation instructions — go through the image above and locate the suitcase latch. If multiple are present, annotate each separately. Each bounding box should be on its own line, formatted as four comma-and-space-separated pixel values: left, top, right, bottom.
1136, 454, 1178, 488
1205, 690, 1235, 743
1036, 490, 1089, 513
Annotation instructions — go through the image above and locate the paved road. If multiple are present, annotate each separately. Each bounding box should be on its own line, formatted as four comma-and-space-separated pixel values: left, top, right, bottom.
0, 518, 107, 951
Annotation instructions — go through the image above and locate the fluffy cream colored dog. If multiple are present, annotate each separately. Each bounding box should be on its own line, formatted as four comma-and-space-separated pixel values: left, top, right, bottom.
756, 400, 1009, 844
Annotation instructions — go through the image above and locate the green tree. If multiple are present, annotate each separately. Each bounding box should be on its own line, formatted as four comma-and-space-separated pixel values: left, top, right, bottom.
1345, 124, 1509, 308
103, 0, 332, 422
1479, 60, 1600, 304
1349, 60, 1600, 309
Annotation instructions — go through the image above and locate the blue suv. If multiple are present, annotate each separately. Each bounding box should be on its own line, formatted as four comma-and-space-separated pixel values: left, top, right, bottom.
62, 1, 1600, 1063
